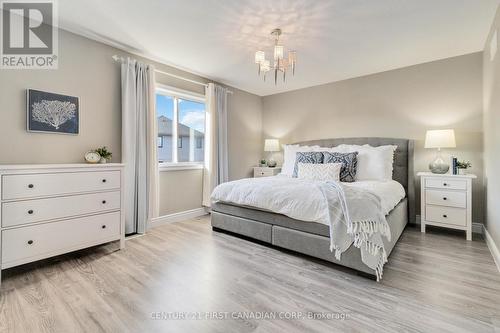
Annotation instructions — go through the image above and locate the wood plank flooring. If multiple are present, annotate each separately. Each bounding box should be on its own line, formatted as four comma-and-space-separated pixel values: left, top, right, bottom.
0, 215, 499, 333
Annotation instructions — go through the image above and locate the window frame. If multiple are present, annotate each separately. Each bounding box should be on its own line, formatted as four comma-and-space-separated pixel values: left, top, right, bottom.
156, 84, 206, 172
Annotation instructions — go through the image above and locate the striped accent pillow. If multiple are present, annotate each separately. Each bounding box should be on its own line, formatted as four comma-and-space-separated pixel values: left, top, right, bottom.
297, 162, 342, 181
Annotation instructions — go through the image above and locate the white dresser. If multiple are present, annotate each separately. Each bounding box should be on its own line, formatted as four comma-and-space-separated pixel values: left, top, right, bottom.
418, 172, 476, 240
0, 164, 125, 285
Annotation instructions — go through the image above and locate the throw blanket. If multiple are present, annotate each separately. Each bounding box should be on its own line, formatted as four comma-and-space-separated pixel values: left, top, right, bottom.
318, 181, 390, 281
211, 176, 391, 281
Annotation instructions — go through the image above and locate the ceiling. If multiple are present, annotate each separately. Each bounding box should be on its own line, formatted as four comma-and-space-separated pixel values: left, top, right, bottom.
58, 0, 499, 96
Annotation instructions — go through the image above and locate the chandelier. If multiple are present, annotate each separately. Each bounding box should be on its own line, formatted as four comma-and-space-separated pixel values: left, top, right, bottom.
254, 28, 297, 84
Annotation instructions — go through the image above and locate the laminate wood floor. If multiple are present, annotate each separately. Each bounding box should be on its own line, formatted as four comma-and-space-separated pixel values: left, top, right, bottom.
1, 215, 499, 333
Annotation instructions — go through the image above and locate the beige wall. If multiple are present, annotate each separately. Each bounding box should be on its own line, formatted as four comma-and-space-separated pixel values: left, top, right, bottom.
227, 88, 263, 180
483, 7, 500, 249
0, 29, 263, 216
0, 30, 122, 164
262, 53, 484, 223
159, 169, 203, 216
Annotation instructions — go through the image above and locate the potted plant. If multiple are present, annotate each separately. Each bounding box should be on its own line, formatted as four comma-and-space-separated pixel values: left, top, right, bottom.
95, 146, 112, 164
260, 159, 267, 167
456, 160, 471, 175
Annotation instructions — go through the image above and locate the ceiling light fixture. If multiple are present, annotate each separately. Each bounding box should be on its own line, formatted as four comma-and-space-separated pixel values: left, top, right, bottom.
254, 28, 296, 85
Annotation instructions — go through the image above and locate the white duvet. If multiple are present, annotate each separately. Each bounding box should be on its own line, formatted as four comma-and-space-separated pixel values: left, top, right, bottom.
211, 175, 405, 226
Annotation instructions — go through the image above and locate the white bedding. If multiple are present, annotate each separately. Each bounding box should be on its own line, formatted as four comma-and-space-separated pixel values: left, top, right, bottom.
343, 179, 405, 215
211, 175, 405, 226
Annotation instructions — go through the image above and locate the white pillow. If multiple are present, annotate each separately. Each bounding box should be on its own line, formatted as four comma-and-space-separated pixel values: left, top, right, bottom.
297, 162, 342, 181
282, 144, 347, 176
338, 144, 397, 181
281, 144, 319, 176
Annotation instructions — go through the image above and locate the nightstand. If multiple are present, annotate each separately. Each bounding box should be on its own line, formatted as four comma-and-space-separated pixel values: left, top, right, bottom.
418, 172, 476, 240
253, 167, 281, 178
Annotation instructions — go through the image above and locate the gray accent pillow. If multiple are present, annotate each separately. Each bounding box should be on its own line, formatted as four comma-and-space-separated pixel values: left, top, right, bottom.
292, 152, 323, 177
323, 152, 358, 182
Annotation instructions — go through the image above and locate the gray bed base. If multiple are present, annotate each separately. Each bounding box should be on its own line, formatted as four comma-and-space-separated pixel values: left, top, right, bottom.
211, 137, 414, 278
212, 199, 407, 276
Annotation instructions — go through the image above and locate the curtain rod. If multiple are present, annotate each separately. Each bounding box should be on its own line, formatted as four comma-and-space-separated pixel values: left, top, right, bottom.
112, 55, 233, 94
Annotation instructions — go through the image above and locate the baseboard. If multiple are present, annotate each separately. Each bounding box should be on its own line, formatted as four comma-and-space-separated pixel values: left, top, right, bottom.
149, 207, 208, 229
484, 227, 500, 274
415, 215, 483, 234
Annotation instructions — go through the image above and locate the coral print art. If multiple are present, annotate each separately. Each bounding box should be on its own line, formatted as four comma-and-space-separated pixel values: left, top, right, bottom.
27, 89, 79, 134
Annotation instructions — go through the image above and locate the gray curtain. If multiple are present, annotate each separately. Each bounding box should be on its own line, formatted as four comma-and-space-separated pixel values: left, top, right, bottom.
202, 83, 229, 206
121, 58, 159, 234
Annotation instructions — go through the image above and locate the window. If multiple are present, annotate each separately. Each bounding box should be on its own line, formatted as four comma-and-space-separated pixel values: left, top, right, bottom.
178, 98, 206, 162
156, 86, 206, 167
196, 137, 203, 149
156, 94, 174, 163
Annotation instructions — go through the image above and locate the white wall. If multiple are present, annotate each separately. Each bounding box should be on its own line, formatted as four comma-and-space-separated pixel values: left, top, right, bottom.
483, 6, 500, 252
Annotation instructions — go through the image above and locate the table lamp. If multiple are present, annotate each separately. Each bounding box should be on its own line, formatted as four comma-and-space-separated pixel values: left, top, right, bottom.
264, 139, 280, 167
424, 129, 456, 174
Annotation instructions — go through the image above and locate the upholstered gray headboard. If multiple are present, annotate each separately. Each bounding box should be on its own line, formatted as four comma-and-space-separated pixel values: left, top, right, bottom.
293, 137, 415, 224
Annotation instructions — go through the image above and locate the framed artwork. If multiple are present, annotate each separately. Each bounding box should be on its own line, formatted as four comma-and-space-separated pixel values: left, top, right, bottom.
27, 89, 79, 134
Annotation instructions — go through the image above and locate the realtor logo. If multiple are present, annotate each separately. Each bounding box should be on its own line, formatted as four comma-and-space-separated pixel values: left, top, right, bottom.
1, 0, 58, 69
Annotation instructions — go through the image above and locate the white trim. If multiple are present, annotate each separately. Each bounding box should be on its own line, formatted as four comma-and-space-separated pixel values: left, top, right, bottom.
149, 208, 208, 229
156, 84, 206, 102
484, 227, 500, 273
172, 97, 179, 163
415, 215, 483, 234
159, 163, 204, 172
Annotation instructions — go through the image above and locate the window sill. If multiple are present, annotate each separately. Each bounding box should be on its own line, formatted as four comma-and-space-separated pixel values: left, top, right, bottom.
159, 163, 204, 172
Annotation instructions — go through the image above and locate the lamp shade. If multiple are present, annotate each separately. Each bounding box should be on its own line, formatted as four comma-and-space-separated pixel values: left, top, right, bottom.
264, 139, 280, 152
424, 129, 456, 149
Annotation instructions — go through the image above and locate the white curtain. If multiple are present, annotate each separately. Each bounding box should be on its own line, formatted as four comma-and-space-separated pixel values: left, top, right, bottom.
202, 83, 229, 207
121, 58, 159, 234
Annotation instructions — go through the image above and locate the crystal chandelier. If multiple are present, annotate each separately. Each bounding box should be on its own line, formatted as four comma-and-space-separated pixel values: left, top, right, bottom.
254, 28, 297, 84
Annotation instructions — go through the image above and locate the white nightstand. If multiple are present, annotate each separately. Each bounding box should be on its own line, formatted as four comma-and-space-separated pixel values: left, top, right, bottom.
418, 172, 476, 240
253, 167, 281, 178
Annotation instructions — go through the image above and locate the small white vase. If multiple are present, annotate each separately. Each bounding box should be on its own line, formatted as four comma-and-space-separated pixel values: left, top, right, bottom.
458, 168, 467, 175
99, 157, 107, 164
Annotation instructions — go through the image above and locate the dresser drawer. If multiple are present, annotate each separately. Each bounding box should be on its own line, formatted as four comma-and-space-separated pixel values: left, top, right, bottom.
426, 205, 466, 226
2, 171, 120, 200
254, 168, 275, 177
425, 178, 466, 190
1, 212, 120, 268
425, 189, 466, 208
2, 191, 120, 228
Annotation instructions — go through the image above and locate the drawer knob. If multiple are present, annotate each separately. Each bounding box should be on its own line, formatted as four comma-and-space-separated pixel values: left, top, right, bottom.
443, 197, 447, 200
443, 183, 448, 186
102, 200, 107, 204
443, 214, 447, 218
27, 240, 34, 245
102, 225, 106, 229
102, 179, 107, 183
28, 210, 34, 215
28, 184, 34, 189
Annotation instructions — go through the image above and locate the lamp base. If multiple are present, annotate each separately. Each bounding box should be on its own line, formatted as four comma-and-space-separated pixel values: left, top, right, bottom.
429, 156, 449, 174
267, 159, 277, 168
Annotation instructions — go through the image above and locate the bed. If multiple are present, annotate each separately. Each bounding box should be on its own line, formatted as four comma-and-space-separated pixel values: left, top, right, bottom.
211, 137, 415, 279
